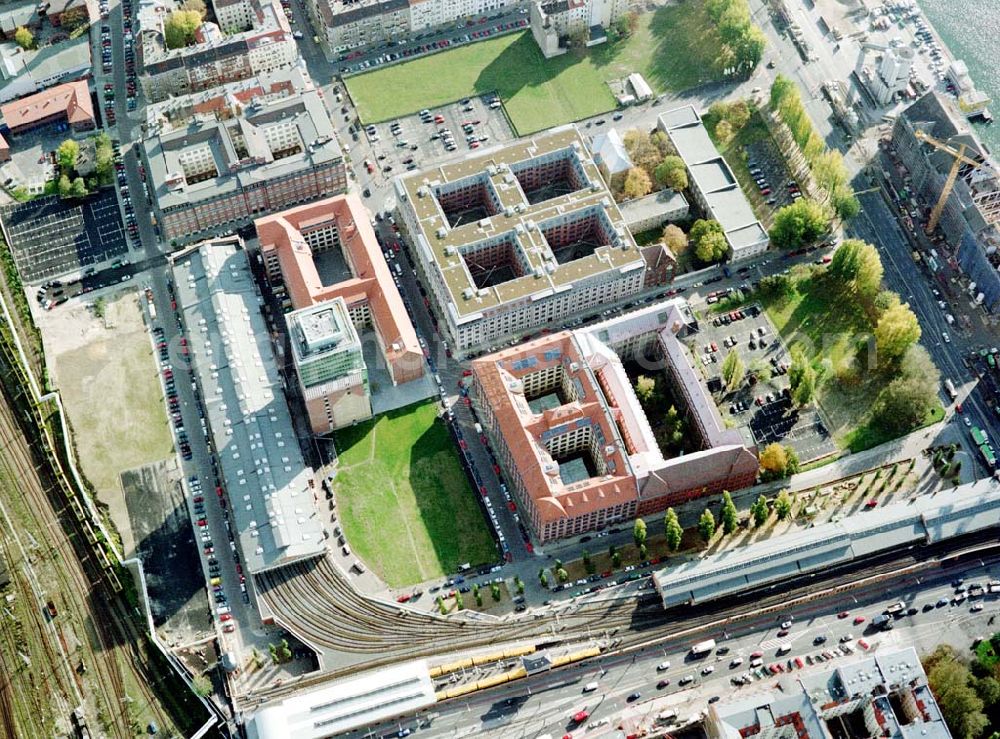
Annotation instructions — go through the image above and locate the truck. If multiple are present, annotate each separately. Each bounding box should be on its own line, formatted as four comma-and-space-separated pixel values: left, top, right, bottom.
690, 639, 716, 657
872, 613, 893, 630
944, 378, 958, 401
885, 601, 905, 616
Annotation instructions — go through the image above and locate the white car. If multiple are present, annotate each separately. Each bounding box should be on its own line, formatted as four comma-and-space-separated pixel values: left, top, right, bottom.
656, 661, 671, 672
942, 331, 951, 343
702, 665, 715, 675
780, 620, 792, 630
730, 657, 744, 668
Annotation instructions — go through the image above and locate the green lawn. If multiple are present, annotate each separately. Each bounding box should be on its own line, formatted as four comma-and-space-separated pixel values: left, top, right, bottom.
333, 401, 497, 587
763, 270, 943, 453
346, 2, 724, 132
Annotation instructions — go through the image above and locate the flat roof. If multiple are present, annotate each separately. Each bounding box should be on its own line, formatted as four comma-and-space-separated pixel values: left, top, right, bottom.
288, 297, 360, 361
655, 477, 1000, 607
395, 126, 644, 321
617, 188, 688, 223
145, 88, 341, 212
246, 660, 435, 739
172, 238, 326, 574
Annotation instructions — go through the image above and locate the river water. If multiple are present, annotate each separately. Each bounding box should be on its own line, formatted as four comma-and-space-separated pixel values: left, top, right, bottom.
917, 0, 1000, 156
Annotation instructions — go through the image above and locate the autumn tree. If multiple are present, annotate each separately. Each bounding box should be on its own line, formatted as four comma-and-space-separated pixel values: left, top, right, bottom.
774, 489, 793, 520
164, 9, 204, 49
760, 443, 798, 480
661, 224, 688, 255
56, 139, 80, 173
622, 167, 652, 199
874, 302, 921, 366
14, 26, 33, 49
715, 119, 734, 145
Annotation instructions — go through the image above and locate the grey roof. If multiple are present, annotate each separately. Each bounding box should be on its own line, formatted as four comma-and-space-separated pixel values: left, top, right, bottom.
659, 105, 768, 258
145, 88, 341, 212
617, 188, 688, 223
0, 36, 91, 96
590, 128, 632, 175
173, 238, 326, 574
655, 477, 1000, 607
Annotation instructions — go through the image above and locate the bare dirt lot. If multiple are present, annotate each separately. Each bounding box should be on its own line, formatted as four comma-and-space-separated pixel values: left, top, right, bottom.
38, 290, 173, 552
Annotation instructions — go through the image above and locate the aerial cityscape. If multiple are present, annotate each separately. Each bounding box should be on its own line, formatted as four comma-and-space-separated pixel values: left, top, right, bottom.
2, 0, 1000, 737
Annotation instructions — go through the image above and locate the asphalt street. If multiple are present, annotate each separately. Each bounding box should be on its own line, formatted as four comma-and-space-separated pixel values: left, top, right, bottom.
358, 554, 1000, 739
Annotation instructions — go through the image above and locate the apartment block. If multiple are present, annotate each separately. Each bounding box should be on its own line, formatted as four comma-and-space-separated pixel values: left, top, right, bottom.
394, 126, 648, 359
255, 195, 424, 402
139, 0, 297, 102
658, 105, 769, 262
307, 0, 515, 53
143, 88, 346, 243
528, 0, 623, 58
471, 299, 758, 544
288, 298, 372, 433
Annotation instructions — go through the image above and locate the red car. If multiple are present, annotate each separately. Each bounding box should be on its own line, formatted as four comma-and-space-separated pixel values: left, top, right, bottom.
858, 639, 871, 650
572, 711, 589, 723
462, 369, 473, 377
750, 651, 763, 659
507, 501, 517, 512
220, 613, 233, 622
853, 616, 866, 625
865, 499, 878, 508
193, 496, 204, 503
838, 611, 850, 619
396, 593, 412, 603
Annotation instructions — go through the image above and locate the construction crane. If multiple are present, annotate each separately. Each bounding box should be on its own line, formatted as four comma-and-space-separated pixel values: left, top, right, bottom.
914, 129, 986, 234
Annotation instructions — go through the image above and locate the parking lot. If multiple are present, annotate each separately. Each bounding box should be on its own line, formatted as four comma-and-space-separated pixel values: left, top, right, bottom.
746, 140, 800, 209
694, 303, 838, 463
0, 189, 128, 283
357, 93, 514, 193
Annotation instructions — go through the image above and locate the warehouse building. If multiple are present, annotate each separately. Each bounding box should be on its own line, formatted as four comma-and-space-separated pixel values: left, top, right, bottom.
394, 126, 648, 359
144, 88, 346, 243
658, 105, 768, 262
172, 237, 327, 574
471, 299, 758, 543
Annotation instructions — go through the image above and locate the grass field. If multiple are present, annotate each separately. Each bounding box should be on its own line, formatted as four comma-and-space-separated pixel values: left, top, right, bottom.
346, 2, 722, 132
764, 269, 943, 452
333, 401, 496, 587
55, 296, 173, 497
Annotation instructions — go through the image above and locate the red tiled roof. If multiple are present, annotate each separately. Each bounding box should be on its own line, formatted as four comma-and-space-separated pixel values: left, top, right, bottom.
0, 80, 94, 131
255, 196, 423, 382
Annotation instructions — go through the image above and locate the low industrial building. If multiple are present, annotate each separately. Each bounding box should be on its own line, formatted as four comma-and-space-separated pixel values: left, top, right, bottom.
0, 36, 91, 104
618, 189, 689, 233
471, 299, 758, 543
708, 648, 951, 739
138, 0, 298, 102
143, 87, 347, 244
654, 477, 1000, 608
247, 660, 435, 738
394, 126, 650, 359
658, 105, 768, 261
172, 236, 327, 574
0, 79, 94, 135
255, 195, 424, 432
892, 91, 1000, 311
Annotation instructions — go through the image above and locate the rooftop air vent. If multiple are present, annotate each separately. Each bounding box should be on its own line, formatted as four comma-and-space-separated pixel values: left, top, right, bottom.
462, 288, 474, 300
444, 245, 455, 256
478, 218, 490, 228
436, 227, 447, 239
505, 206, 514, 217
525, 220, 536, 231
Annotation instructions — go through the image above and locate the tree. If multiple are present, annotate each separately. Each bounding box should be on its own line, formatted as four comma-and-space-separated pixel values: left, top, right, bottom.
567, 26, 589, 49
622, 167, 652, 199
556, 567, 569, 583
759, 442, 789, 478
774, 489, 793, 520
613, 10, 638, 37
635, 375, 656, 403
633, 517, 647, 547
182, 0, 207, 12
59, 6, 89, 31
192, 674, 212, 697
612, 551, 622, 568
164, 9, 204, 49
654, 155, 688, 191
722, 348, 745, 391
455, 590, 464, 610
829, 239, 883, 300
871, 374, 936, 435
13, 26, 33, 50
751, 494, 769, 527
726, 100, 751, 130
94, 133, 114, 182
695, 230, 729, 264
768, 199, 829, 250
537, 569, 548, 587
788, 348, 816, 406
436, 595, 446, 613
661, 224, 688, 255
582, 550, 595, 574
697, 509, 716, 542
770, 74, 796, 111
664, 508, 683, 552
874, 302, 921, 366
473, 584, 483, 606
975, 676, 1000, 707
715, 119, 734, 145
56, 139, 80, 173
515, 576, 525, 595
490, 582, 501, 601
720, 491, 738, 535
832, 189, 860, 220
656, 405, 686, 455
57, 174, 71, 197
70, 177, 87, 198
758, 273, 795, 303
874, 289, 902, 316
925, 647, 989, 739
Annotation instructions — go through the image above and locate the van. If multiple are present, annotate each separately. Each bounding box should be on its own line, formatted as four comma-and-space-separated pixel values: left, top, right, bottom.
351, 559, 366, 573
342, 544, 351, 557
583, 681, 599, 693
777, 643, 792, 654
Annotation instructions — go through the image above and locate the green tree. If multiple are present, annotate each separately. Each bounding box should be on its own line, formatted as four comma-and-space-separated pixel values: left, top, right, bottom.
622, 167, 653, 199
925, 647, 989, 739
638, 543, 648, 560
192, 674, 212, 697
654, 155, 688, 191
664, 507, 683, 552
661, 224, 688, 255
720, 491, 738, 535
871, 373, 936, 435
474, 588, 483, 607
514, 576, 525, 595
690, 219, 728, 263
633, 517, 647, 547
774, 489, 793, 520
751, 494, 769, 527
770, 74, 796, 111
722, 348, 745, 391
56, 139, 80, 172
582, 550, 595, 574
70, 177, 87, 198
537, 569, 547, 587
768, 198, 829, 249
94, 133, 114, 182
788, 348, 816, 406
13, 26, 33, 50
635, 375, 656, 403
832, 188, 860, 220
829, 239, 883, 300
455, 590, 464, 610
556, 567, 569, 583
57, 174, 71, 197
715, 119, 734, 145
436, 595, 445, 614
490, 582, 501, 601
874, 289, 902, 316
975, 676, 1000, 707
164, 9, 204, 49
611, 551, 622, 568
875, 302, 921, 366
698, 509, 716, 542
